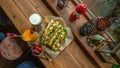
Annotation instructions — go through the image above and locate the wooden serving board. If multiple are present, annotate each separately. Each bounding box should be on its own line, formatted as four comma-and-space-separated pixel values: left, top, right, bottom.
42, 0, 113, 68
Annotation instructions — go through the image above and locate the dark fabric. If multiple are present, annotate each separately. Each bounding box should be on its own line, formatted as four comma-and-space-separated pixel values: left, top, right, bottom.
17, 61, 38, 68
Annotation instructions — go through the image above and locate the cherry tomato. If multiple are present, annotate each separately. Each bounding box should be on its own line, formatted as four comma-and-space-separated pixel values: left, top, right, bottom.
38, 47, 42, 52
35, 45, 39, 49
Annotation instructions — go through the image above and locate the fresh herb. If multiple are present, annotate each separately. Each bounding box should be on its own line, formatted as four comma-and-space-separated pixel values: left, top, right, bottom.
47, 24, 61, 40
39, 33, 45, 44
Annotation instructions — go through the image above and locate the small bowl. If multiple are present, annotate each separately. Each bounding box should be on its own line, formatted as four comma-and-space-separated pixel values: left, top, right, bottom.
31, 44, 43, 57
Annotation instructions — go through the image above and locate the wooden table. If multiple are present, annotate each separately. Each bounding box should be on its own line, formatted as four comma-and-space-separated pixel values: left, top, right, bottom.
0, 0, 113, 68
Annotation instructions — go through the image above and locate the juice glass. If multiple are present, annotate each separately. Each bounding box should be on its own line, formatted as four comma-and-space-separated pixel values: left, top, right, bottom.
22, 29, 38, 42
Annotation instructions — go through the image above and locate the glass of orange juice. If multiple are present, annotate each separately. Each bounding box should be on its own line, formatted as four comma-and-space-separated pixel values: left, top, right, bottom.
22, 29, 38, 42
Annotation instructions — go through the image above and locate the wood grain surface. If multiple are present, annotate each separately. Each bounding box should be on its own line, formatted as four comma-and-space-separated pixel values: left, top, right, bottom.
0, 0, 113, 68
0, 0, 32, 33
42, 0, 113, 68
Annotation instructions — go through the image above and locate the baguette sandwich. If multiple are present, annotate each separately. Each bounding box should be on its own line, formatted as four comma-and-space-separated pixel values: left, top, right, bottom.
40, 20, 67, 51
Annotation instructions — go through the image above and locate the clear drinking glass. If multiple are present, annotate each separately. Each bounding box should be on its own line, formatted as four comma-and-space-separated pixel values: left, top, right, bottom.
29, 13, 42, 32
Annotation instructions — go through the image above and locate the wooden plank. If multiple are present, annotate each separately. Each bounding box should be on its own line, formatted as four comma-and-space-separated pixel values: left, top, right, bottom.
13, 0, 39, 19
67, 41, 98, 68
29, 0, 53, 16
57, 47, 82, 68
0, 0, 32, 33
42, 0, 113, 68
40, 56, 64, 68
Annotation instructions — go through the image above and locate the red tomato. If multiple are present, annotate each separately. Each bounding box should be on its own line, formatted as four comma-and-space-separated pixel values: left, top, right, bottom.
38, 47, 42, 52
35, 46, 39, 49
